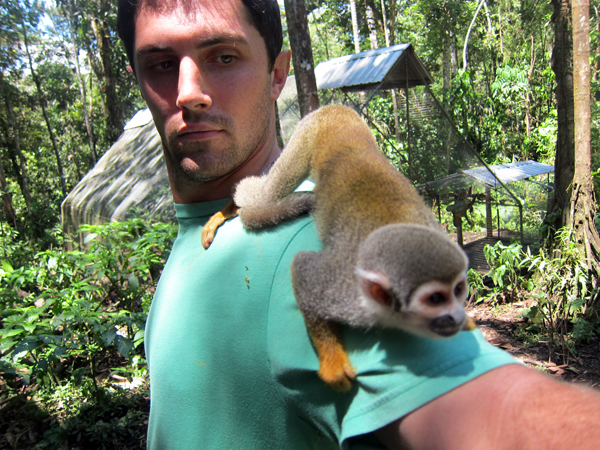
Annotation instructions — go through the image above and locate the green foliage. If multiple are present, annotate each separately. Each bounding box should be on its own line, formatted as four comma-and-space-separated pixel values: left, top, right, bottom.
0, 219, 176, 390
520, 228, 597, 357
0, 380, 149, 449
477, 227, 599, 360
35, 380, 149, 449
482, 241, 531, 303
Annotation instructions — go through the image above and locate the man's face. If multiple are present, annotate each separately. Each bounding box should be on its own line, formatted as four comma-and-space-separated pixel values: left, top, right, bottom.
133, 0, 277, 186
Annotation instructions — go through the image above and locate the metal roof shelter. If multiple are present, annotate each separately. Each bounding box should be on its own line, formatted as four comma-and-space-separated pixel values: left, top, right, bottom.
314, 43, 434, 92
463, 161, 554, 187
61, 109, 173, 240
311, 44, 554, 249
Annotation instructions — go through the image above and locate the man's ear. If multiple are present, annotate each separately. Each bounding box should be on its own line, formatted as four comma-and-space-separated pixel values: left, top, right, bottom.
270, 49, 291, 101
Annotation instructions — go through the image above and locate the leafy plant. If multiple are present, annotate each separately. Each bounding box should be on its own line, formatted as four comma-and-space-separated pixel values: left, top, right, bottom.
520, 227, 597, 360
0, 219, 176, 390
483, 240, 532, 303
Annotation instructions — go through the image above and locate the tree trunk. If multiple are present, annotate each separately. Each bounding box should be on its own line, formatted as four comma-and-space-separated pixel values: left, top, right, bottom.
525, 36, 536, 150
90, 0, 124, 143
382, 0, 400, 141
284, 0, 319, 117
0, 74, 31, 210
593, 6, 600, 89
350, 0, 361, 54
571, 0, 600, 271
366, 3, 378, 50
68, 11, 97, 166
549, 0, 575, 227
381, 0, 390, 46
0, 155, 17, 228
20, 18, 68, 197
389, 0, 396, 46
463, 0, 486, 71
442, 31, 452, 92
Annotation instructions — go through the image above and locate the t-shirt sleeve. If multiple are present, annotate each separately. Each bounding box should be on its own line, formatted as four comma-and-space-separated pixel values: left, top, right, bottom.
267, 220, 518, 449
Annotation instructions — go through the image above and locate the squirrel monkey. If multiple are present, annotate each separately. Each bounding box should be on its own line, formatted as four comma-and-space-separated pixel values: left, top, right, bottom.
202, 105, 475, 392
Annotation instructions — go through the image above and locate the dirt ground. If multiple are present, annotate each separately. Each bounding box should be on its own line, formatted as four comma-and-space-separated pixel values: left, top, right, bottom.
468, 298, 600, 388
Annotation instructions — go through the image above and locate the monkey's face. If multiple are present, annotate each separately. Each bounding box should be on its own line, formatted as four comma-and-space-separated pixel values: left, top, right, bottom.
356, 268, 469, 338
402, 274, 469, 337
355, 223, 471, 338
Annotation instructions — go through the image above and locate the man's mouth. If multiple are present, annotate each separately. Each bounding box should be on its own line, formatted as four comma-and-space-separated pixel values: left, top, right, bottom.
177, 124, 223, 140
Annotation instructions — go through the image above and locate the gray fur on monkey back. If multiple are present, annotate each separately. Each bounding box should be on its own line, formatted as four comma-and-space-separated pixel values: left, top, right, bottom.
293, 224, 468, 328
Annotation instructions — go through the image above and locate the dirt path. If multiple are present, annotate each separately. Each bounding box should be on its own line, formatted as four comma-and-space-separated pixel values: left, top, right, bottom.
468, 299, 600, 387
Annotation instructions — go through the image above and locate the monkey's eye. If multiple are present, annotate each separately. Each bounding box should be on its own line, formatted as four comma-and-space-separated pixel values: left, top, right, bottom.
454, 282, 464, 297
428, 292, 446, 306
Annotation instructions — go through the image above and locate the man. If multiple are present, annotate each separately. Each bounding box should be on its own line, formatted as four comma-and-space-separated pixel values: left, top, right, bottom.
117, 0, 600, 448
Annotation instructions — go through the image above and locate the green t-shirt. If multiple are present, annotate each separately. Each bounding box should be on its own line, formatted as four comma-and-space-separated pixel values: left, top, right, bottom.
145, 199, 516, 449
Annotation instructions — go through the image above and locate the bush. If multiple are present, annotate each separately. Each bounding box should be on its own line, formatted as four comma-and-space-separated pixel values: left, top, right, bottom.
476, 228, 599, 360
0, 219, 176, 389
520, 227, 597, 357
482, 240, 532, 303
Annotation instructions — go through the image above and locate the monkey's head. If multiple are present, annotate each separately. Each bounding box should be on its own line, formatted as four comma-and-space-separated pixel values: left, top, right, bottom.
355, 224, 470, 338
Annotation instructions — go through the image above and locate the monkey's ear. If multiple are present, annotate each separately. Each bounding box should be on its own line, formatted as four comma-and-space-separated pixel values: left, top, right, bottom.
356, 269, 393, 307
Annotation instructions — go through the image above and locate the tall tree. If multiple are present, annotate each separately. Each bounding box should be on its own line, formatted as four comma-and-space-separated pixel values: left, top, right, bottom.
19, 10, 68, 197
284, 0, 320, 116
64, 2, 97, 166
571, 0, 600, 270
549, 0, 600, 274
549, 0, 574, 222
89, 0, 124, 143
366, 2, 379, 50
0, 155, 17, 228
350, 0, 361, 53
0, 74, 32, 211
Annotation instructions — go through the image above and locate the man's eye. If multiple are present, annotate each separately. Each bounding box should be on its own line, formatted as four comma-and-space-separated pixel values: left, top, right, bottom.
217, 55, 236, 64
151, 60, 175, 71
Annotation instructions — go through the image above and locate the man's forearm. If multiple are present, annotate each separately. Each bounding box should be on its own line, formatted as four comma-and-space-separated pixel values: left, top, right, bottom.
375, 364, 600, 450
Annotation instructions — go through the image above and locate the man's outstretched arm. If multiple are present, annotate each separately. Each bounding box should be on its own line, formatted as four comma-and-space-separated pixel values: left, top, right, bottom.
375, 363, 600, 450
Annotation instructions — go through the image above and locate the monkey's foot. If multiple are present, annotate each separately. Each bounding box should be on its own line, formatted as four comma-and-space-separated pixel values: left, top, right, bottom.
317, 350, 357, 392
201, 199, 239, 249
462, 316, 477, 331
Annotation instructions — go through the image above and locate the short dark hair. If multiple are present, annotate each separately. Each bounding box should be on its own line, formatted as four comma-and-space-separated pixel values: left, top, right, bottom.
117, 0, 283, 72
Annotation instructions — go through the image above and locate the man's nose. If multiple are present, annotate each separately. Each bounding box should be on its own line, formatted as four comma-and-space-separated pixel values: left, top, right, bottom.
176, 57, 212, 111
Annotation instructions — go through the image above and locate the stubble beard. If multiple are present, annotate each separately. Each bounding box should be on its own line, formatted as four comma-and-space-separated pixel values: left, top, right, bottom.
163, 89, 273, 185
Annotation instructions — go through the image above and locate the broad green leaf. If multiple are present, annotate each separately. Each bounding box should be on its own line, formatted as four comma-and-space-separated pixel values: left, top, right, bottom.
115, 335, 133, 359
102, 329, 117, 346
1, 260, 13, 273
1, 328, 24, 339
83, 233, 98, 244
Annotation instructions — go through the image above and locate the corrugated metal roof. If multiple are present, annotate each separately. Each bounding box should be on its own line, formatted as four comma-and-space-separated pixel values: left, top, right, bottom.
314, 43, 434, 92
124, 108, 154, 129
462, 161, 554, 187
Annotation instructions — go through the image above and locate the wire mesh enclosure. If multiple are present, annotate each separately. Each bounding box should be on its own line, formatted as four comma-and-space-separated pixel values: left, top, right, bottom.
62, 44, 553, 265
307, 44, 554, 268
61, 109, 175, 239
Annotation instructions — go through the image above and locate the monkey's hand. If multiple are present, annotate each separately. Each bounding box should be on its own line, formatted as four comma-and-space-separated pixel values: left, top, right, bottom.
201, 199, 239, 249
307, 318, 356, 392
462, 316, 478, 331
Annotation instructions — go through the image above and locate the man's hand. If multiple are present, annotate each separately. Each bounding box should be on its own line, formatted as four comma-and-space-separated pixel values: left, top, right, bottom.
375, 364, 600, 450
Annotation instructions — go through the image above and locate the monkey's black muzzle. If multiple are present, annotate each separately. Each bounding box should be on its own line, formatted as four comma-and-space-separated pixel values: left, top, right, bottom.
429, 314, 463, 337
